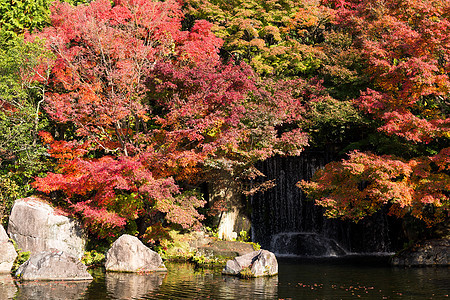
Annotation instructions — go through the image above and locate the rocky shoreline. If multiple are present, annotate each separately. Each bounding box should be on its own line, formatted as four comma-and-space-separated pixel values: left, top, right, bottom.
1, 197, 448, 283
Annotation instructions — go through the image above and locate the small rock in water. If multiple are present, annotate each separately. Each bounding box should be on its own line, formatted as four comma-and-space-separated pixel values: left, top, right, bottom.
222, 250, 278, 277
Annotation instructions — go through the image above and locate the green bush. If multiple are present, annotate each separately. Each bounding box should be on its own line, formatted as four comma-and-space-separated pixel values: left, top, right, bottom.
81, 250, 106, 268
10, 239, 30, 274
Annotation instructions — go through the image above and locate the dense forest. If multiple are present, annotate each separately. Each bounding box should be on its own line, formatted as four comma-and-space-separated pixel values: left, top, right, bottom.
0, 0, 448, 246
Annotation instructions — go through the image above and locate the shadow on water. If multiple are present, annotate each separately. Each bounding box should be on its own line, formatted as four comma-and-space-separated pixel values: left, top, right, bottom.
277, 256, 450, 300
1, 259, 448, 299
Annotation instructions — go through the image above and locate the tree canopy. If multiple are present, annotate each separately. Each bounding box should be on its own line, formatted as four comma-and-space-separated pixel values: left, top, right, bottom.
0, 0, 448, 240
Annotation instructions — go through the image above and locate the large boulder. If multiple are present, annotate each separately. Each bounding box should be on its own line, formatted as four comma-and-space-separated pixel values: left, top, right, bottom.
105, 234, 167, 272
0, 225, 17, 273
391, 238, 449, 267
222, 250, 278, 277
7, 197, 86, 259
16, 250, 93, 281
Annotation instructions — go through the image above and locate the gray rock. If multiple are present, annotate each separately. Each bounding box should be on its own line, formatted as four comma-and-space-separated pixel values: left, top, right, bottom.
106, 271, 165, 299
105, 234, 167, 272
7, 197, 86, 259
391, 238, 449, 267
222, 250, 278, 277
0, 225, 17, 273
16, 250, 93, 281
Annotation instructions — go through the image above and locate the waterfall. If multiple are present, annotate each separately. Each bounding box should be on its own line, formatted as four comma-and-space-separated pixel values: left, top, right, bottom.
250, 153, 404, 256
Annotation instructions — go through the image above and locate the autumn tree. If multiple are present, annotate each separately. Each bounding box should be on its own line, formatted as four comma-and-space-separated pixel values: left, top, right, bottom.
184, 0, 372, 150
0, 0, 95, 227
300, 0, 450, 230
184, 0, 333, 77
31, 0, 312, 241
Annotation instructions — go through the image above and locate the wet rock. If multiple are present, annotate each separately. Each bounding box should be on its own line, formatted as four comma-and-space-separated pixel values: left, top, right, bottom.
106, 271, 165, 299
0, 225, 17, 273
7, 197, 86, 259
222, 250, 278, 277
391, 238, 449, 267
16, 250, 93, 281
105, 234, 167, 272
0, 274, 17, 299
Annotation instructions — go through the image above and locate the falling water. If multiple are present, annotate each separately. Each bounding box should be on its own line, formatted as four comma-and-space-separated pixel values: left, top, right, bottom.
250, 153, 405, 256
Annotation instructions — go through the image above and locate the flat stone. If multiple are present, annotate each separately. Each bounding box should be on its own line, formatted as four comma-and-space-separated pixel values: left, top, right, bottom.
7, 197, 86, 259
197, 240, 257, 259
0, 225, 17, 273
105, 234, 167, 272
222, 249, 278, 277
15, 250, 93, 281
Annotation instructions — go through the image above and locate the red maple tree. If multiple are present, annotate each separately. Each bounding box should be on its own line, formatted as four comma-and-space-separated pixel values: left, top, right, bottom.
31, 0, 312, 239
300, 0, 449, 226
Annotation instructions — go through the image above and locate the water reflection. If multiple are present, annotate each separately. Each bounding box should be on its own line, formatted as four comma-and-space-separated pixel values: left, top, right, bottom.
105, 272, 166, 299
145, 262, 278, 300
221, 275, 278, 299
15, 279, 90, 300
1, 258, 448, 299
0, 274, 16, 299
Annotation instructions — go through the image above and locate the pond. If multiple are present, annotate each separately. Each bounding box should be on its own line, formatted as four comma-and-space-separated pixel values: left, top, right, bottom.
1, 256, 448, 299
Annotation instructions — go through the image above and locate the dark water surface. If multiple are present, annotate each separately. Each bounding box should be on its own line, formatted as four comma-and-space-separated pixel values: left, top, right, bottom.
1, 257, 448, 299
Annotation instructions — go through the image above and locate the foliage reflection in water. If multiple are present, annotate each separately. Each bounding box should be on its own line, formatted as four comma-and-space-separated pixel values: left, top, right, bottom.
1, 259, 449, 299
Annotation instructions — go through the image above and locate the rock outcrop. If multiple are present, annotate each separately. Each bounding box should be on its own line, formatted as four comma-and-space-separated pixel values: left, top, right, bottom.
16, 250, 93, 281
0, 225, 17, 273
391, 238, 449, 267
7, 197, 86, 259
105, 234, 167, 272
222, 250, 278, 277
